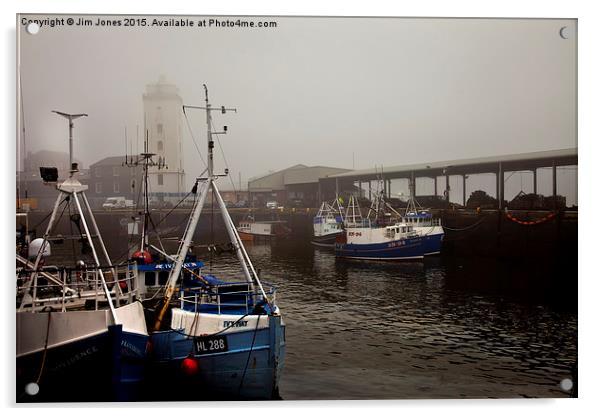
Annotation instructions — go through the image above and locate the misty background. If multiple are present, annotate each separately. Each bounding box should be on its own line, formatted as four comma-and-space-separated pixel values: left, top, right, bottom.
16, 15, 577, 204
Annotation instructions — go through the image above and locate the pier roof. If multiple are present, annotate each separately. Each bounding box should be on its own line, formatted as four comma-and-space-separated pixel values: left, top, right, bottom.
326, 148, 577, 180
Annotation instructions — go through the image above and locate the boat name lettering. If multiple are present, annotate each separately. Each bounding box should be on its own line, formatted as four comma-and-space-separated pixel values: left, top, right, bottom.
49, 346, 99, 372
153, 262, 198, 270
224, 320, 248, 328
348, 231, 362, 237
387, 241, 406, 248
121, 340, 144, 358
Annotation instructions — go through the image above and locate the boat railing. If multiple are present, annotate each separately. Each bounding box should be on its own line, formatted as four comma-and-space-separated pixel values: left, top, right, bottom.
16, 263, 139, 312
179, 281, 277, 315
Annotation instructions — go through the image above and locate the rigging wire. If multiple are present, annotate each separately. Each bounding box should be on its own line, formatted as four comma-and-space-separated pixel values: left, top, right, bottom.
183, 108, 208, 171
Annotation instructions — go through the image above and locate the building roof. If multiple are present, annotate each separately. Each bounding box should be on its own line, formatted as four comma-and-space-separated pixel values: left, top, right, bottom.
284, 166, 351, 185
327, 148, 577, 179
249, 164, 307, 182
249, 164, 351, 191
90, 156, 130, 167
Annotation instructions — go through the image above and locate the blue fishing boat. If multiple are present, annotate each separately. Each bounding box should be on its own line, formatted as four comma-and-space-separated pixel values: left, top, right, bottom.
335, 185, 430, 261
16, 111, 148, 402
335, 219, 426, 260
140, 85, 285, 400
400, 185, 444, 256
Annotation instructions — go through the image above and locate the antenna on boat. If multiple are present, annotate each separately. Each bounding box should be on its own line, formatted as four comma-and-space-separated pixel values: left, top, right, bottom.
19, 111, 120, 324
51, 111, 88, 178
123, 128, 167, 252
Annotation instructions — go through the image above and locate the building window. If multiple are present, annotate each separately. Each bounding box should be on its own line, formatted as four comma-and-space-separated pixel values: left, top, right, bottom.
157, 141, 163, 152
157, 123, 163, 134
95, 183, 102, 194
114, 182, 120, 193
158, 174, 163, 186
95, 168, 101, 178
113, 167, 119, 176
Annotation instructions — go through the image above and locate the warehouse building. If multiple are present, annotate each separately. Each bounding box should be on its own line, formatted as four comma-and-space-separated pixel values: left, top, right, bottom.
248, 164, 350, 208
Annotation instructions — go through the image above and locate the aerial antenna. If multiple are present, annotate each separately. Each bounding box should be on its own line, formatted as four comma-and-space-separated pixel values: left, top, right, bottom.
124, 126, 167, 252
52, 111, 88, 178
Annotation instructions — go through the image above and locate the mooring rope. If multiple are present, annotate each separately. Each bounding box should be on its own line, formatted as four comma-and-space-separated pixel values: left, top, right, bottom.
442, 216, 487, 232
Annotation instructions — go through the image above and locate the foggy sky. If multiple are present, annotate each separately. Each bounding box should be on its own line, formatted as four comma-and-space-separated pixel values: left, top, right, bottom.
17, 15, 577, 203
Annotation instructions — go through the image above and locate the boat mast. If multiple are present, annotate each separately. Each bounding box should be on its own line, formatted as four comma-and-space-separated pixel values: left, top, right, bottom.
153, 85, 239, 330
124, 130, 166, 252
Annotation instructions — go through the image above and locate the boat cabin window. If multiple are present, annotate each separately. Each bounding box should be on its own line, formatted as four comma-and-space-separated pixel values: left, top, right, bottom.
145, 271, 156, 286
158, 271, 169, 285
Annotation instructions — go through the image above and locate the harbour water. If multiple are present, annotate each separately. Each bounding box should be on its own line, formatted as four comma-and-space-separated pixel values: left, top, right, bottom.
188, 239, 577, 400
36, 219, 577, 401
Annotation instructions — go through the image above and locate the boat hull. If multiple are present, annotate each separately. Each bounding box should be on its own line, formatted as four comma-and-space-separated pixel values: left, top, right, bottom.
311, 230, 345, 247
144, 315, 285, 400
334, 236, 426, 261
16, 303, 149, 402
419, 231, 444, 256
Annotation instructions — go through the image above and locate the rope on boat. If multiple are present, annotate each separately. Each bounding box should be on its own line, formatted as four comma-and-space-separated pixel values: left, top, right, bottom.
111, 187, 195, 264
35, 307, 53, 384
28, 197, 67, 234
238, 314, 261, 394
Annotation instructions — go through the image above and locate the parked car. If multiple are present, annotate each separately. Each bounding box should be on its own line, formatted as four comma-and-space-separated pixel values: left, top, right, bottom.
102, 197, 134, 210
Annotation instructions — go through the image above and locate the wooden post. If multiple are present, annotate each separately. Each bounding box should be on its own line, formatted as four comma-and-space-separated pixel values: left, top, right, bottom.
533, 169, 538, 195
434, 176, 438, 196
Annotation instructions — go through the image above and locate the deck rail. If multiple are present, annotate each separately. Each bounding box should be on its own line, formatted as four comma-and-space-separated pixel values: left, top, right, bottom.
16, 263, 138, 312
179, 281, 277, 315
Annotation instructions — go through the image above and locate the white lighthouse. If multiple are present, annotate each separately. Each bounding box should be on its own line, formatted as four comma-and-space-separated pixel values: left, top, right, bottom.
143, 75, 186, 200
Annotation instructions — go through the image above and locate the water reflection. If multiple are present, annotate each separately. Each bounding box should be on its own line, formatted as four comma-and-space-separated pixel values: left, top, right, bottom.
203, 239, 577, 399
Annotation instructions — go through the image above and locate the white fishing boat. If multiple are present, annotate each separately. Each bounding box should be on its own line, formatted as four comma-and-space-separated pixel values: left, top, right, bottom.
312, 198, 345, 247
237, 216, 292, 241
16, 111, 148, 402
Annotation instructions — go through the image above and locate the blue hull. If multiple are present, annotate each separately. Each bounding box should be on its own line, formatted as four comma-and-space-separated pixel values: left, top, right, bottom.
421, 232, 444, 255
17, 325, 148, 402
117, 331, 149, 401
335, 236, 426, 260
145, 315, 285, 400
